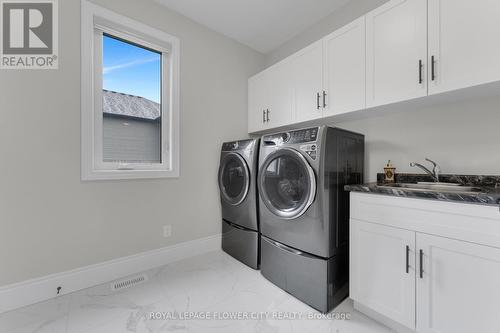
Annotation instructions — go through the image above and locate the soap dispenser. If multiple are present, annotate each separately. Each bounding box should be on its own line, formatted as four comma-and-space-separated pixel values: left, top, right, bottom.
384, 160, 396, 183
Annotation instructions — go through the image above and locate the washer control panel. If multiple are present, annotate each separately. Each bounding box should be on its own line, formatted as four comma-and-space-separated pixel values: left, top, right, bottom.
289, 127, 319, 144
263, 127, 319, 146
300, 144, 317, 160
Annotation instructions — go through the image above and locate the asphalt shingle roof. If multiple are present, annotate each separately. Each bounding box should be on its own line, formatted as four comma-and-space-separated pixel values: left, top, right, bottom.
102, 90, 160, 120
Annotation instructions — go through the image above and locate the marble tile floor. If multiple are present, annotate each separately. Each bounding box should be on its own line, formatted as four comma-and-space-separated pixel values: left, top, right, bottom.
0, 251, 395, 333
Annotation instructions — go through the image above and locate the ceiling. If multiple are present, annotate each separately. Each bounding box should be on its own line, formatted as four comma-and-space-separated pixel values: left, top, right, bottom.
154, 0, 351, 53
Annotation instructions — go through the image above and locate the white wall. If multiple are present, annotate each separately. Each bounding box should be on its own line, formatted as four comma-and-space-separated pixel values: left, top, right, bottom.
265, 0, 387, 66
0, 0, 264, 286
264, 0, 500, 182
335, 96, 500, 181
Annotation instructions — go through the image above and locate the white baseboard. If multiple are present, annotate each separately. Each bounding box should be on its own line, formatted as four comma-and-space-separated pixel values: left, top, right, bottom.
0, 234, 221, 314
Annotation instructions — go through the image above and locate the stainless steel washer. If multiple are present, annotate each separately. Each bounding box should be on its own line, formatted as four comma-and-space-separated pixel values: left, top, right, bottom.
258, 126, 364, 312
218, 139, 259, 269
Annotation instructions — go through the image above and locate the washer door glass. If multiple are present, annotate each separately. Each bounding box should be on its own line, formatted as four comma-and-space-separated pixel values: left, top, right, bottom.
259, 148, 316, 219
219, 153, 250, 206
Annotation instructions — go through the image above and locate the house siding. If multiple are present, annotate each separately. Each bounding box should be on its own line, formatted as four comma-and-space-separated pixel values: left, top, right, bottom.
103, 115, 161, 163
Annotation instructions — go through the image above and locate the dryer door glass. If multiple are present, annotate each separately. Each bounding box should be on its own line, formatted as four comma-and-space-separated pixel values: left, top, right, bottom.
259, 148, 316, 219
219, 153, 250, 206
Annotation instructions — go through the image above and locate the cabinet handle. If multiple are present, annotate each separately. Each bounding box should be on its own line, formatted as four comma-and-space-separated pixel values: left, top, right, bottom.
322, 91, 327, 108
431, 55, 436, 81
316, 93, 321, 110
419, 249, 424, 279
266, 109, 270, 122
262, 110, 266, 123
406, 245, 410, 273
418, 60, 423, 84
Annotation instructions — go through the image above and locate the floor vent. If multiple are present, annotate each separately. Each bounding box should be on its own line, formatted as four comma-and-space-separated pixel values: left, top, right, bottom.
111, 274, 148, 291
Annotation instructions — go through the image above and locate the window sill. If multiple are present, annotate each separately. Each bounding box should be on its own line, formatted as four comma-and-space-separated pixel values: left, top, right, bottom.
82, 169, 179, 181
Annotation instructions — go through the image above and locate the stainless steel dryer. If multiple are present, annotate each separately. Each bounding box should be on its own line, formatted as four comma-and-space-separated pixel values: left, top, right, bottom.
258, 126, 364, 312
218, 139, 259, 269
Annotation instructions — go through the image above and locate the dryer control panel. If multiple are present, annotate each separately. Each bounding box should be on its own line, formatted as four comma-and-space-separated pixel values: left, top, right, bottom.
222, 139, 254, 151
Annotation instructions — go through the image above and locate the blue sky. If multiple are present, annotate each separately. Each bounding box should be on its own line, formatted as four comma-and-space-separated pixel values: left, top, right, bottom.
103, 35, 161, 103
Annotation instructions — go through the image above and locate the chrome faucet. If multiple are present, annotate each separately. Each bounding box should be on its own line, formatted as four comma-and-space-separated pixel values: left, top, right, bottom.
409, 158, 441, 182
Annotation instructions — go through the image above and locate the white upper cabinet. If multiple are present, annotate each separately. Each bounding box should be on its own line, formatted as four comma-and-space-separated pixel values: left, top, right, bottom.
268, 60, 294, 128
248, 71, 270, 133
351, 219, 416, 329
366, 0, 427, 108
416, 233, 500, 333
248, 0, 500, 133
428, 0, 500, 95
248, 61, 294, 133
323, 17, 366, 116
291, 40, 324, 123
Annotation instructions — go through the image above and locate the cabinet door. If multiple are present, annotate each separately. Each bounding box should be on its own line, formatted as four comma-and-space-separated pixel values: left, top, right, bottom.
428, 0, 500, 95
366, 0, 427, 107
248, 72, 269, 133
351, 219, 416, 329
416, 234, 500, 333
323, 17, 366, 116
267, 60, 294, 128
291, 40, 323, 122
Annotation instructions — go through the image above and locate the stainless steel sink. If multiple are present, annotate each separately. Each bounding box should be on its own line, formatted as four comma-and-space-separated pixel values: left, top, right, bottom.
378, 182, 481, 193
417, 182, 462, 187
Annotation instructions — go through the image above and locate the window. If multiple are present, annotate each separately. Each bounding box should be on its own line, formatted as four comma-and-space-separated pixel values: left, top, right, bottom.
81, 1, 180, 180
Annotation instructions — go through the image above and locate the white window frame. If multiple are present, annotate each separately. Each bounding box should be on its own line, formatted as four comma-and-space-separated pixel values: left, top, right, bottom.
81, 0, 180, 180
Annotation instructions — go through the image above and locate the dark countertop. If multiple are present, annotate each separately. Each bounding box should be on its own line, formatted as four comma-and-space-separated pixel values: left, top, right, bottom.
344, 174, 500, 206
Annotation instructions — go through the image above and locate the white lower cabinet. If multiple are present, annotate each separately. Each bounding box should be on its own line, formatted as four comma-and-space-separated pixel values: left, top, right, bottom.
350, 193, 500, 333
416, 234, 500, 333
351, 220, 416, 329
